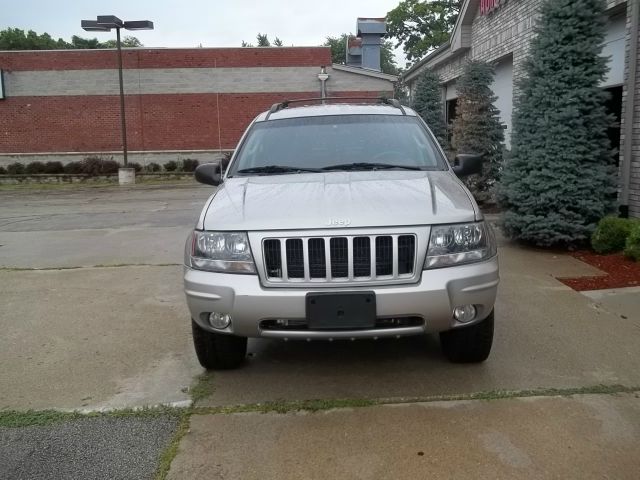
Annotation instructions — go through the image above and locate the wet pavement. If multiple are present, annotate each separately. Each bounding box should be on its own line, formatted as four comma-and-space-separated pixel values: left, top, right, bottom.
1, 184, 639, 479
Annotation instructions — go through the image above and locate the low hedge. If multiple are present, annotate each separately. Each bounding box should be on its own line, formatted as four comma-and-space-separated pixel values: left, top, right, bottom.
181, 159, 199, 172
591, 217, 636, 254
2, 157, 215, 176
163, 160, 178, 172
624, 223, 640, 261
6, 162, 25, 175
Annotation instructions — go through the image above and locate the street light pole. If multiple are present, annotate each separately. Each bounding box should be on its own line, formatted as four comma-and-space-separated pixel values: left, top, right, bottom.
81, 16, 153, 177
115, 27, 128, 167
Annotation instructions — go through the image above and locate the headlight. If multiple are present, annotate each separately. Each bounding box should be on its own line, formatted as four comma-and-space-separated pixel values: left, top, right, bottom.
185, 231, 256, 274
424, 221, 496, 269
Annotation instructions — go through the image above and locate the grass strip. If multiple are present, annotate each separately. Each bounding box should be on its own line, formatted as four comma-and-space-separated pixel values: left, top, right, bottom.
154, 412, 191, 480
188, 372, 216, 404
0, 405, 185, 428
191, 383, 640, 416
2, 384, 637, 429
2, 383, 638, 478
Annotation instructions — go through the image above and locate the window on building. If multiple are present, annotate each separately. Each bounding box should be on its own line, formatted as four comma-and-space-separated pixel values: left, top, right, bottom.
604, 85, 622, 166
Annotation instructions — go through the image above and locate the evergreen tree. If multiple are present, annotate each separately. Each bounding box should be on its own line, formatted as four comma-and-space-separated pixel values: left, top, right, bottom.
499, 0, 616, 247
411, 70, 447, 146
256, 33, 270, 47
451, 60, 504, 203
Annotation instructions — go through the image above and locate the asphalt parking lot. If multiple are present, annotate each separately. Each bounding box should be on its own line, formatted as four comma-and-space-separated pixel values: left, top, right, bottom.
1, 183, 639, 479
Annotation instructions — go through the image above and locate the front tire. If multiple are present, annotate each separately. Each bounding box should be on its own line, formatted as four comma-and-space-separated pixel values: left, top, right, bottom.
439, 310, 494, 363
191, 320, 247, 370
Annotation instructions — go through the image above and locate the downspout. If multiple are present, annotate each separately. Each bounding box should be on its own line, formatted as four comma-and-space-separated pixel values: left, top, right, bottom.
620, 0, 639, 217
318, 66, 329, 103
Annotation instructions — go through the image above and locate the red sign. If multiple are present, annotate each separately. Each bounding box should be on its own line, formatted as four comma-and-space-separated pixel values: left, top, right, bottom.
480, 0, 502, 15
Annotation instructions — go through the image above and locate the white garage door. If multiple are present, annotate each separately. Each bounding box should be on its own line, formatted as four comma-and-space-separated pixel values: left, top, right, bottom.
602, 12, 625, 87
491, 56, 514, 149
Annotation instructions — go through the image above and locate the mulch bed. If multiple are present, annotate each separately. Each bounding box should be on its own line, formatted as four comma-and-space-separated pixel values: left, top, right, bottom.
557, 251, 640, 291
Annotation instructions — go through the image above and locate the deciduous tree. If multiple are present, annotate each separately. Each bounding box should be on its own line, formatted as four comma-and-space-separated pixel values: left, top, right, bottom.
0, 28, 142, 50
386, 0, 461, 63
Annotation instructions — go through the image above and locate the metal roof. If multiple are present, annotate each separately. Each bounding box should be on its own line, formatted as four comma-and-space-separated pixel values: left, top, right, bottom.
356, 18, 387, 36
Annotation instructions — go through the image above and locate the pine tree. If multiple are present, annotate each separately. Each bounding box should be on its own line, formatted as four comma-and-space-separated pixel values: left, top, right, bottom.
451, 60, 505, 203
412, 70, 447, 146
499, 0, 616, 247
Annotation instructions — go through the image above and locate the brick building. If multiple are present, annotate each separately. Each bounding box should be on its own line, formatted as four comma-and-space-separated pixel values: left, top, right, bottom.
0, 46, 396, 166
403, 0, 638, 218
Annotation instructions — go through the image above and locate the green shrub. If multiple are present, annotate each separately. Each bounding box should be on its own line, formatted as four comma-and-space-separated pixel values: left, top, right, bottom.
181, 159, 199, 172
25, 161, 46, 174
128, 162, 143, 173
63, 161, 83, 174
145, 162, 161, 172
591, 217, 635, 254
164, 160, 178, 172
0, 166, 6, 175
6, 162, 25, 175
44, 161, 64, 174
81, 156, 120, 176
220, 152, 233, 171
624, 223, 640, 261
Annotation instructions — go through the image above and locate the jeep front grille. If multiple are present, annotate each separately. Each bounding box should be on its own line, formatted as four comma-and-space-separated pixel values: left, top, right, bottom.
262, 234, 416, 284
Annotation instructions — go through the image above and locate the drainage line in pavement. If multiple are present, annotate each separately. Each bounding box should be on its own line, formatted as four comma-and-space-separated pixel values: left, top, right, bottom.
0, 263, 181, 271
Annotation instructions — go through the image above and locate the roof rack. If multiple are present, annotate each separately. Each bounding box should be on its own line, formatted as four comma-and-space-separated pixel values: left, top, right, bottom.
264, 96, 406, 120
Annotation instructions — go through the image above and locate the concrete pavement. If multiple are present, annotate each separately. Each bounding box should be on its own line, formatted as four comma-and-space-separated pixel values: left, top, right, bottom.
169, 393, 640, 480
196, 241, 640, 407
582, 286, 640, 321
0, 184, 211, 268
0, 265, 199, 410
2, 185, 640, 479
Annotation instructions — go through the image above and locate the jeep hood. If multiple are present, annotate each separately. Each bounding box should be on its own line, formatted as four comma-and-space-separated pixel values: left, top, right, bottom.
201, 171, 478, 231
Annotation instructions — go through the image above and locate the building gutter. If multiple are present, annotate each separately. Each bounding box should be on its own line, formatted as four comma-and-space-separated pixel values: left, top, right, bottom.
402, 41, 451, 82
621, 0, 639, 216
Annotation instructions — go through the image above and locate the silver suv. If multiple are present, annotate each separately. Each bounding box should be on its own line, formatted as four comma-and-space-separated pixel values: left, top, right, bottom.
184, 99, 499, 369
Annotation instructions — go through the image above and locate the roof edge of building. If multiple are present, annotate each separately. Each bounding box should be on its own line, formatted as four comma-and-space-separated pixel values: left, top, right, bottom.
0, 46, 330, 54
402, 41, 452, 81
331, 63, 398, 81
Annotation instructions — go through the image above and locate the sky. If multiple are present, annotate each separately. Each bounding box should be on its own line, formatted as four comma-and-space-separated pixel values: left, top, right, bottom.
2, 0, 408, 65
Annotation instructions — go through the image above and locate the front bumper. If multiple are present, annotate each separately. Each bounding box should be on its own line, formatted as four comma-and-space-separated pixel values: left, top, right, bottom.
184, 256, 499, 339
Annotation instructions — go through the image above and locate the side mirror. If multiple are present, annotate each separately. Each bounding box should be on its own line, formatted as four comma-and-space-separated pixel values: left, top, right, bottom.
194, 162, 222, 186
452, 154, 483, 178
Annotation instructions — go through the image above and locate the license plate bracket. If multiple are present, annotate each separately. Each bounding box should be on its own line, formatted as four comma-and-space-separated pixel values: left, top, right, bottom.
306, 292, 376, 330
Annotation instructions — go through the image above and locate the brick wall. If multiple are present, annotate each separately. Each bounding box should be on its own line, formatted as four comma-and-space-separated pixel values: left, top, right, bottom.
0, 47, 395, 163
0, 47, 332, 71
619, 0, 640, 217
427, 0, 542, 100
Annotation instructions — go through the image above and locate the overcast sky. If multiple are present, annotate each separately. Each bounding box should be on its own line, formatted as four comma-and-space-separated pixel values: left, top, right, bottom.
3, 0, 407, 65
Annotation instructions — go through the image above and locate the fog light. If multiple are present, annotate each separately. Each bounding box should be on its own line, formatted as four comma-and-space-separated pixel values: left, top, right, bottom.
209, 312, 231, 329
453, 305, 476, 323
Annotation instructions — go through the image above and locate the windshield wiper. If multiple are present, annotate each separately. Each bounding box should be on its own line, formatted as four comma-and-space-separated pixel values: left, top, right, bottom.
235, 165, 322, 175
322, 162, 424, 171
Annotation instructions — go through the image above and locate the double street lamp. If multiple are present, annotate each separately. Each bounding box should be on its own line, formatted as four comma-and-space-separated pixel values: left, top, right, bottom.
81, 16, 153, 169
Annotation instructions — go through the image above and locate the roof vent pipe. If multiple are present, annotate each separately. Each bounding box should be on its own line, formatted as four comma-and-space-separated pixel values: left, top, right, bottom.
317, 65, 329, 103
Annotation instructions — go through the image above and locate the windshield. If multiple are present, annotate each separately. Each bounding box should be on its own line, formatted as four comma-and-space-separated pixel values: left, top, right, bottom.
228, 114, 446, 176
